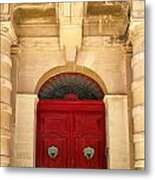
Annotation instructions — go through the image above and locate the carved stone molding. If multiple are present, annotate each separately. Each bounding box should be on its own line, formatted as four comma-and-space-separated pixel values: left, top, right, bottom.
64, 46, 77, 64
129, 19, 144, 40
132, 0, 144, 19
13, 3, 57, 25
59, 2, 83, 25
58, 2, 83, 49
131, 51, 144, 68
1, 76, 12, 90
1, 53, 12, 67
121, 41, 133, 54
0, 4, 11, 21
1, 102, 12, 115
11, 44, 23, 57
0, 21, 17, 44
83, 1, 130, 37
83, 36, 128, 48
18, 37, 59, 50
86, 1, 130, 18
129, 19, 144, 55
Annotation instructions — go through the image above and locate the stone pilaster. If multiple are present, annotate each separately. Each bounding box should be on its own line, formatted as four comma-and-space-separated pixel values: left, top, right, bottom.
0, 21, 17, 166
129, 0, 145, 169
122, 42, 135, 169
14, 94, 38, 167
10, 44, 22, 166
104, 95, 130, 169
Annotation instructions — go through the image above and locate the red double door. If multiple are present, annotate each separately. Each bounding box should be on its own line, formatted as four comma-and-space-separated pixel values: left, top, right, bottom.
36, 100, 107, 169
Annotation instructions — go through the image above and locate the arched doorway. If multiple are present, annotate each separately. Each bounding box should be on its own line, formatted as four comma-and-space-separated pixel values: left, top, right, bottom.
36, 73, 107, 169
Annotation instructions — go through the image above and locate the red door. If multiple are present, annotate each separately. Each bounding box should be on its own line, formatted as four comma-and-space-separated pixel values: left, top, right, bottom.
36, 99, 107, 169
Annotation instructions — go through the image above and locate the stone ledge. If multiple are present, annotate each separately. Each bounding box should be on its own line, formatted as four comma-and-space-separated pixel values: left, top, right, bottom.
19, 37, 60, 49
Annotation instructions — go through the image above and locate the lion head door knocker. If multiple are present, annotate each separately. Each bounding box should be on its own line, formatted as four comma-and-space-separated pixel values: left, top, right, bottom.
48, 145, 58, 159
83, 146, 95, 159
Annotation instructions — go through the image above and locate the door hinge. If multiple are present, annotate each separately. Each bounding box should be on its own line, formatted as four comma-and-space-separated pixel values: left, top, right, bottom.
105, 147, 109, 157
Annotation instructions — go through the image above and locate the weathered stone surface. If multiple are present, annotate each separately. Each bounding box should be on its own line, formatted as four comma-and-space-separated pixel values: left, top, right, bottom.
129, 0, 145, 170
13, 94, 38, 167
0, 20, 17, 167
0, 1, 145, 170
104, 95, 130, 169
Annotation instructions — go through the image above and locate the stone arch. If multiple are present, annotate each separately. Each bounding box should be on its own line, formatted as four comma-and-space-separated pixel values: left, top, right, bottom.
38, 73, 104, 100
35, 65, 108, 95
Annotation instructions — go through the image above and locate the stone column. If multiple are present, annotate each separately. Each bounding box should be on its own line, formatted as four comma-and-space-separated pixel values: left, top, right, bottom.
130, 21, 144, 169
129, 2, 145, 169
0, 21, 17, 166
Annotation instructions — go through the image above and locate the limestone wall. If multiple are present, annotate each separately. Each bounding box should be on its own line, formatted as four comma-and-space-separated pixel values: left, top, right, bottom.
13, 94, 37, 167
17, 37, 127, 95
12, 35, 131, 169
17, 37, 65, 93
129, 0, 145, 170
0, 1, 145, 170
104, 95, 130, 169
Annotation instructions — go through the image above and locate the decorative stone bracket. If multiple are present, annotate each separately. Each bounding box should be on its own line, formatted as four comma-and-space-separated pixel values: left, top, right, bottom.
64, 46, 77, 65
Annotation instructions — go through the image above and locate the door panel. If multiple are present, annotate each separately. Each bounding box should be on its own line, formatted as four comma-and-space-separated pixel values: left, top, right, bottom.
37, 135, 68, 168
75, 135, 103, 169
74, 112, 103, 136
73, 111, 106, 169
36, 100, 107, 169
37, 111, 70, 167
38, 112, 68, 135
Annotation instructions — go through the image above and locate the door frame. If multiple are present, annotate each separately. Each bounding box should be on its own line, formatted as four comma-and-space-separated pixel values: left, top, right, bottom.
14, 93, 130, 169
13, 66, 130, 169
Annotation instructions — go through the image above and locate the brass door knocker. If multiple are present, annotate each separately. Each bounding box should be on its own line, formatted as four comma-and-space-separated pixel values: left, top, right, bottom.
83, 146, 95, 159
48, 145, 58, 159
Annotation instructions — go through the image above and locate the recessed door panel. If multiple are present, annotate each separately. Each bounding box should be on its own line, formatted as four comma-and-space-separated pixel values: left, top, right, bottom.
37, 134, 68, 168
38, 112, 68, 135
74, 112, 103, 136
75, 135, 104, 169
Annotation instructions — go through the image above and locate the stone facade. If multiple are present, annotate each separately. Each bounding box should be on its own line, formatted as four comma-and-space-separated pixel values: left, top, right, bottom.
129, 0, 145, 169
0, 1, 145, 170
